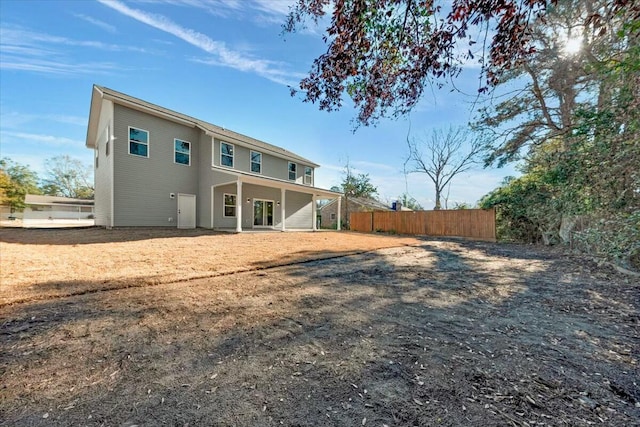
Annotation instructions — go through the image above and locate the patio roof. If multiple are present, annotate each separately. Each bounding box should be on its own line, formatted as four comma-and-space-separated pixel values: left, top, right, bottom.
211, 165, 341, 199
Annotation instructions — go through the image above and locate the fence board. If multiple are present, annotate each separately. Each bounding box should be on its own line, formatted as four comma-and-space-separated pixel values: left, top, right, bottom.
350, 209, 496, 241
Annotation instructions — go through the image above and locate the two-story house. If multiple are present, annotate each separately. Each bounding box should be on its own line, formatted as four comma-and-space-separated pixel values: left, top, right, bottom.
86, 85, 341, 231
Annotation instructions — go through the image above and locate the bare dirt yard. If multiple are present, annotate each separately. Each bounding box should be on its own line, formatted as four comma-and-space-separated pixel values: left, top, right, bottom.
1, 228, 638, 426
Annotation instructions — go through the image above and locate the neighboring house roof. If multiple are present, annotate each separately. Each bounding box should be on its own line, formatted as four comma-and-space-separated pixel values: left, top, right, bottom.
24, 194, 94, 206
86, 85, 320, 167
319, 196, 393, 212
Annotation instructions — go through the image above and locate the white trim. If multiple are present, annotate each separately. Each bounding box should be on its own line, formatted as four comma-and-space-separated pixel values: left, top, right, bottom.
288, 161, 297, 181
250, 150, 262, 174
173, 138, 191, 166
91, 86, 318, 166
210, 164, 341, 198
128, 126, 149, 158
236, 179, 242, 232
210, 185, 219, 229
304, 166, 313, 185
252, 198, 275, 228
220, 141, 234, 168
312, 194, 317, 230
281, 188, 286, 231
223, 193, 237, 218
103, 93, 195, 127
110, 119, 114, 228
201, 127, 320, 168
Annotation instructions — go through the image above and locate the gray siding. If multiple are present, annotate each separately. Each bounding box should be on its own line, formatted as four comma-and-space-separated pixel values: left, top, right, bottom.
199, 136, 238, 228
243, 184, 283, 229
285, 191, 313, 229
212, 183, 238, 229
212, 183, 283, 229
197, 133, 214, 228
212, 138, 314, 185
94, 99, 113, 227
113, 105, 200, 226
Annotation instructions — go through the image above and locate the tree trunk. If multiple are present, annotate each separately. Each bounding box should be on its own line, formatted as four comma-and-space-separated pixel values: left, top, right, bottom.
434, 189, 442, 210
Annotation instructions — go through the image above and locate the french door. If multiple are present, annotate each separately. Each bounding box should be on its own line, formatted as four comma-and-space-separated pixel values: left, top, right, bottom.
253, 199, 274, 227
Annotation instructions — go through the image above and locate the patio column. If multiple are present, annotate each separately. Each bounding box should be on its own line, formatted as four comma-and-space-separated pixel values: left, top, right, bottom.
236, 178, 242, 232
281, 188, 286, 231
336, 196, 341, 230
312, 194, 317, 231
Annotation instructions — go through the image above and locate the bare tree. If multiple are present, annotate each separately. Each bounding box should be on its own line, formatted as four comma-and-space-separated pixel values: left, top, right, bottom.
405, 126, 483, 210
42, 155, 94, 199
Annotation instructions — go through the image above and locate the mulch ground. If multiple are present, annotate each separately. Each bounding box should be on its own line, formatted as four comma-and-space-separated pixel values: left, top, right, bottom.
1, 228, 638, 426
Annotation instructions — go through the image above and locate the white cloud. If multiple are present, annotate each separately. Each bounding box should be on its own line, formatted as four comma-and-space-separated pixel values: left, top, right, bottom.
98, 0, 302, 85
1, 131, 85, 148
0, 26, 147, 76
1, 26, 147, 53
0, 59, 119, 76
351, 160, 397, 172
74, 13, 118, 33
1, 112, 87, 128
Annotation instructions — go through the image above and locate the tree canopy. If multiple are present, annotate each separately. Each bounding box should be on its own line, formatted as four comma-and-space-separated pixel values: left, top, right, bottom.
285, 0, 632, 126
479, 4, 639, 269
332, 162, 378, 199
0, 157, 94, 211
42, 155, 94, 199
476, 0, 638, 166
0, 158, 41, 211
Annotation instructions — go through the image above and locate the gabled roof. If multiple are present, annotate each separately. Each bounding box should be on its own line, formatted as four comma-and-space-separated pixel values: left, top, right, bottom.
24, 194, 94, 206
86, 85, 319, 167
319, 196, 392, 212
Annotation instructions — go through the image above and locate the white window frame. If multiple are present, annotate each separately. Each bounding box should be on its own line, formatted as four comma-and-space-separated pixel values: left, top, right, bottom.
223, 193, 237, 217
220, 141, 234, 168
250, 150, 262, 174
128, 126, 149, 158
288, 162, 297, 181
304, 166, 313, 185
174, 139, 191, 166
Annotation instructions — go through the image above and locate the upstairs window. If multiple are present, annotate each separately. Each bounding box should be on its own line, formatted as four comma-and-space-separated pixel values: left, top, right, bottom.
174, 139, 191, 166
221, 142, 234, 167
224, 193, 236, 217
304, 166, 313, 185
288, 162, 297, 181
129, 127, 149, 157
250, 150, 262, 174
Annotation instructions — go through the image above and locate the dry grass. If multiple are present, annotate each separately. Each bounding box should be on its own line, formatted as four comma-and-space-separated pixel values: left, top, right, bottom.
0, 227, 423, 305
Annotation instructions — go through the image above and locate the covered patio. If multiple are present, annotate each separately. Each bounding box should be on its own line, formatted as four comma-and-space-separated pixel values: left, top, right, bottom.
208, 167, 341, 232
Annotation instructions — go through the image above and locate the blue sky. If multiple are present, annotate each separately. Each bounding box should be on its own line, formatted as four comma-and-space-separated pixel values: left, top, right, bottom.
0, 0, 517, 208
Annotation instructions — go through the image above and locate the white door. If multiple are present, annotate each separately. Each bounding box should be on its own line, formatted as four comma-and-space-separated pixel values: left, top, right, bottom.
177, 193, 196, 229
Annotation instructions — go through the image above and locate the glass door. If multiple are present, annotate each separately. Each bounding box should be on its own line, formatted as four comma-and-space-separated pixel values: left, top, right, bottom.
253, 200, 274, 227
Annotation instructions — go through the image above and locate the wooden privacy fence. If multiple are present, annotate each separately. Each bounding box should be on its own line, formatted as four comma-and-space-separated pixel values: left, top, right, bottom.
350, 209, 496, 241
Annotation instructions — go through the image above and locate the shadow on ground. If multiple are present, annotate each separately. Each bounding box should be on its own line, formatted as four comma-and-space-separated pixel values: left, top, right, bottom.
1, 239, 638, 426
0, 226, 225, 245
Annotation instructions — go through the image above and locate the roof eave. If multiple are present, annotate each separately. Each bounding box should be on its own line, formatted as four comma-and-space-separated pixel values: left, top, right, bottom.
201, 127, 320, 168
85, 85, 104, 149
